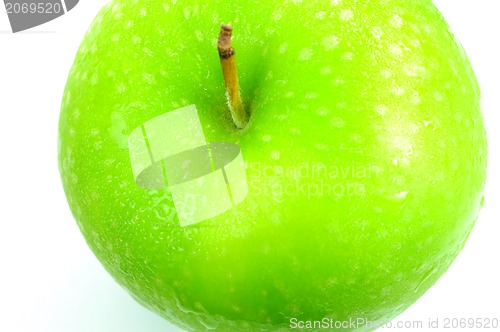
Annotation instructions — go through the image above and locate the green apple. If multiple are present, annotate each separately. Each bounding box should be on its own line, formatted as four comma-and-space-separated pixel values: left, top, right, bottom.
58, 0, 487, 330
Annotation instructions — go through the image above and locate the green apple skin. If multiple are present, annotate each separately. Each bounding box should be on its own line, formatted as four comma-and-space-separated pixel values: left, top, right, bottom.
58, 0, 486, 330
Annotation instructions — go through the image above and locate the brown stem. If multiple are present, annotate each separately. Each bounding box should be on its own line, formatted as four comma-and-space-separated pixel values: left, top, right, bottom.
218, 24, 248, 129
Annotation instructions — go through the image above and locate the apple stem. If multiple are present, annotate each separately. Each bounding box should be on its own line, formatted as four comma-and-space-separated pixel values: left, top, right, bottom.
218, 24, 248, 129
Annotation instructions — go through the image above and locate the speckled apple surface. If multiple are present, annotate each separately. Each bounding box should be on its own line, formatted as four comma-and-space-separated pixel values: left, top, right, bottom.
58, 0, 487, 331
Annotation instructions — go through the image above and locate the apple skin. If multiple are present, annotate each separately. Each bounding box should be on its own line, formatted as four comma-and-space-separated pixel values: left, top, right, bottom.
58, 0, 487, 331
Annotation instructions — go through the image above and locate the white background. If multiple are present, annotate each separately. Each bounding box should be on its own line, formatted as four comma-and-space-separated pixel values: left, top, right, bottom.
0, 1, 498, 331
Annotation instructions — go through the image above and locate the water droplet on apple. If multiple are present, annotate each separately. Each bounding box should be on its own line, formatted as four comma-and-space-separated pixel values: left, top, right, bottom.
339, 9, 354, 21
298, 48, 313, 61
389, 14, 404, 28
306, 92, 319, 99
315, 143, 328, 151
262, 135, 272, 142
389, 44, 403, 57
316, 107, 330, 116
341, 52, 354, 61
278, 42, 288, 54
322, 35, 339, 51
330, 117, 345, 128
320, 66, 332, 75
394, 191, 409, 200
370, 26, 384, 39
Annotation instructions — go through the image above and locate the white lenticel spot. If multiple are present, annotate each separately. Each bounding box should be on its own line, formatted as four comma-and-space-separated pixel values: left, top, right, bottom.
330, 117, 345, 128
91, 73, 98, 85
262, 135, 272, 142
375, 104, 388, 116
394, 191, 409, 199
117, 84, 126, 93
271, 151, 281, 160
455, 113, 464, 124
143, 73, 155, 84
433, 92, 444, 101
389, 44, 403, 56
298, 48, 313, 61
125, 20, 134, 29
342, 52, 353, 61
316, 11, 327, 20
404, 63, 426, 77
112, 3, 121, 13
339, 9, 353, 21
410, 92, 421, 105
410, 39, 421, 47
315, 143, 328, 150
332, 78, 345, 86
140, 8, 147, 17
321, 67, 332, 75
279, 42, 288, 54
272, 8, 283, 21
317, 107, 330, 116
195, 30, 203, 41
370, 26, 384, 39
381, 69, 393, 79
322, 35, 339, 51
390, 86, 405, 96
389, 14, 403, 28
